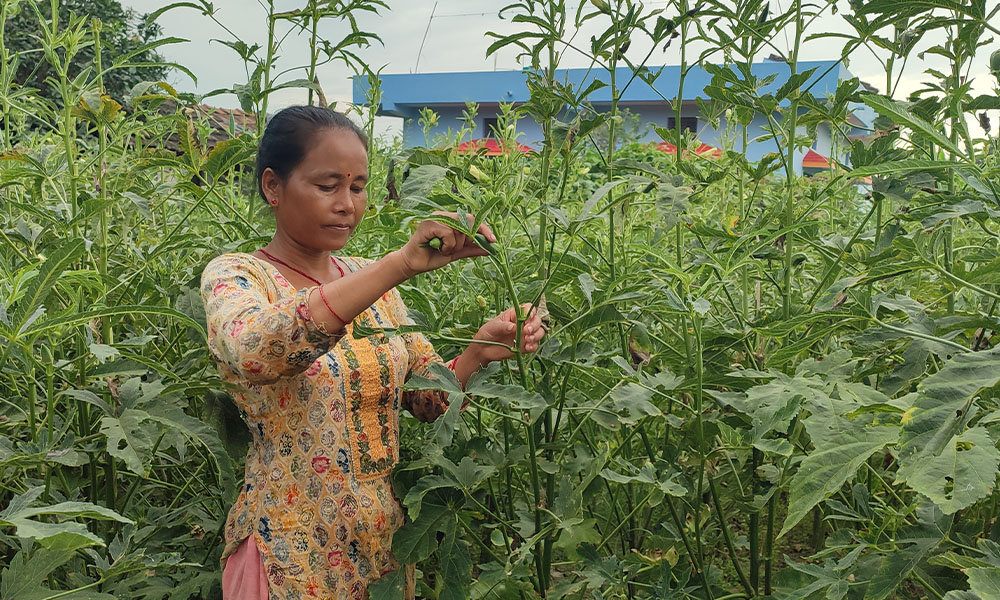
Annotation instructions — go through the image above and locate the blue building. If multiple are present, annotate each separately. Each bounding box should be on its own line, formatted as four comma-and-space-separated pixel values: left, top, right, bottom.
352, 59, 873, 175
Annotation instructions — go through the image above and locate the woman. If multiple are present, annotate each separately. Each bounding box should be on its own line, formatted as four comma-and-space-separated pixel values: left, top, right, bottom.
201, 105, 545, 600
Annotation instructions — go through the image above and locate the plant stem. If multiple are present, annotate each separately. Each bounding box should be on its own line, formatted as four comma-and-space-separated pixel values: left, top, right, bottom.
749, 448, 761, 594
764, 492, 776, 595
782, 6, 802, 319
27, 361, 37, 443
93, 18, 112, 346
709, 475, 753, 596
259, 0, 277, 123
307, 0, 319, 105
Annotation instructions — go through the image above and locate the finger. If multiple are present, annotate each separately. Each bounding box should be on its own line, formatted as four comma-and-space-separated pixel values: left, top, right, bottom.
450, 244, 489, 260
498, 305, 517, 321
519, 303, 536, 321
440, 228, 460, 255
476, 221, 497, 243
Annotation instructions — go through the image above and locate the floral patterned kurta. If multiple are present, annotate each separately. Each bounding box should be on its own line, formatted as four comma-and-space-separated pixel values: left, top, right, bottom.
201, 253, 452, 600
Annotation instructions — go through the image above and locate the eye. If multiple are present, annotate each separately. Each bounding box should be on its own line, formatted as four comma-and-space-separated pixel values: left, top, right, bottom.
351, 186, 364, 194
318, 184, 336, 192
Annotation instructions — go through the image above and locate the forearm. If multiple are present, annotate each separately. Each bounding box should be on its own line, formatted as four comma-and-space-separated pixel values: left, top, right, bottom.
309, 251, 411, 328
453, 345, 489, 391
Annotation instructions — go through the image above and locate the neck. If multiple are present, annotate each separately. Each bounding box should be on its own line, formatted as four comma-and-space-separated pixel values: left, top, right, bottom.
262, 230, 339, 278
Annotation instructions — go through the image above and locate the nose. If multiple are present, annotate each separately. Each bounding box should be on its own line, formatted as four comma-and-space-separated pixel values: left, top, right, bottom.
331, 187, 355, 215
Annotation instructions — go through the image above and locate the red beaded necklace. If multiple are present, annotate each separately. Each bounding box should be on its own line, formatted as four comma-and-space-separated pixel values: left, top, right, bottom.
257, 248, 345, 285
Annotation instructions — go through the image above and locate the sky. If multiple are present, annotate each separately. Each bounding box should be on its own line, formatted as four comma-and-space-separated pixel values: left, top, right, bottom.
125, 0, 999, 139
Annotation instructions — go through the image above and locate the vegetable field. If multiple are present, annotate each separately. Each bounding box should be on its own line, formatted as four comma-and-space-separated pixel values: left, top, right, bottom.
2, 0, 1000, 598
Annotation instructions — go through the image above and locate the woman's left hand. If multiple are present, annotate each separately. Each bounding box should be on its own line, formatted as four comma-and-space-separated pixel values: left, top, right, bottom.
472, 303, 547, 364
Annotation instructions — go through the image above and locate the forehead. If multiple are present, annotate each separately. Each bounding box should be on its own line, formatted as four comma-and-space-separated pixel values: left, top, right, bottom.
298, 128, 368, 173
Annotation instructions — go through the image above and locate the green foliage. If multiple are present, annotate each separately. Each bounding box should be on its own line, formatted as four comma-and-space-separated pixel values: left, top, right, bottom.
2, 0, 168, 104
2, 0, 1000, 598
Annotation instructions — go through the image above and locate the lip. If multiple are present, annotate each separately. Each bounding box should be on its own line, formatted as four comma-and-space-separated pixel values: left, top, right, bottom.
323, 224, 352, 231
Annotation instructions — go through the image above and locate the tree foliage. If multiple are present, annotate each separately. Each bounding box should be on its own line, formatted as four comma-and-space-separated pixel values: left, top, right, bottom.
3, 0, 167, 104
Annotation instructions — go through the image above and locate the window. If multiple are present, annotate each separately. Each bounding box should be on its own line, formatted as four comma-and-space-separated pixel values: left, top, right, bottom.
483, 117, 499, 138
668, 116, 698, 133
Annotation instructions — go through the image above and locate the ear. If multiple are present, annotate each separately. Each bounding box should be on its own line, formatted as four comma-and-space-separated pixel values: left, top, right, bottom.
261, 168, 282, 205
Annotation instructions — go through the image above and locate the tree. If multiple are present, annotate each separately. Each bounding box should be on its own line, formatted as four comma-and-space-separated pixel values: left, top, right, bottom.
3, 0, 168, 104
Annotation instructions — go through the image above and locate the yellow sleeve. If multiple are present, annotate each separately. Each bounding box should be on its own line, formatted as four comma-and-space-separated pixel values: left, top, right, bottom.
384, 286, 457, 423
200, 254, 346, 385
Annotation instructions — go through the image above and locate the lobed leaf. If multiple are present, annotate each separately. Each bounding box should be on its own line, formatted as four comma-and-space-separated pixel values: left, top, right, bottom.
780, 412, 898, 538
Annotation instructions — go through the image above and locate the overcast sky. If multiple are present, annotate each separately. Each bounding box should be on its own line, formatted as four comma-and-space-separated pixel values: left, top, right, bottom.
126, 0, 999, 139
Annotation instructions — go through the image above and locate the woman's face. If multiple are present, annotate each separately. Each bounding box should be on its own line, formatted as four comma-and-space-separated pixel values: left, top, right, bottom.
264, 127, 369, 252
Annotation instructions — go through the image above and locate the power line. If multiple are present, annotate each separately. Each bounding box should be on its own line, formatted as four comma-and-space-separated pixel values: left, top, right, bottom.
432, 1, 669, 19
414, 1, 438, 73
434, 11, 493, 18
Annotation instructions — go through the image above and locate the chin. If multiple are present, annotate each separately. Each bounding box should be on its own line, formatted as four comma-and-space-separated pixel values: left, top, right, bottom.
324, 235, 350, 252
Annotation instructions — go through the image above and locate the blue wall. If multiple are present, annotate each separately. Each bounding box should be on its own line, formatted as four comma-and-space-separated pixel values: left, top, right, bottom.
354, 61, 850, 114
355, 61, 867, 175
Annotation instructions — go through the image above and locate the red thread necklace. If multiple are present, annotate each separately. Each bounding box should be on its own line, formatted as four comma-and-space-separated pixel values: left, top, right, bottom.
257, 248, 345, 285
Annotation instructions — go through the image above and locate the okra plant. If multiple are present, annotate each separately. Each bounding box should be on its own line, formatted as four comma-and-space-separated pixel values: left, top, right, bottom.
2, 0, 1000, 598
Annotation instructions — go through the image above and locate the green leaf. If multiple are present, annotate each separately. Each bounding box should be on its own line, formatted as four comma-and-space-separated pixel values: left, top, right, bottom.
400, 164, 448, 208
13, 239, 85, 332
577, 180, 628, 223
899, 427, 1000, 514
897, 347, 1000, 513
861, 94, 965, 159
2, 519, 103, 551
405, 361, 465, 396
392, 493, 453, 563
438, 526, 473, 600
0, 489, 132, 551
968, 568, 1000, 600
928, 552, 994, 571
467, 380, 547, 423
19, 305, 206, 340
753, 437, 794, 457
780, 412, 898, 538
8, 501, 132, 523
202, 135, 255, 178
470, 562, 534, 600
88, 343, 119, 363
402, 474, 455, 521
713, 374, 823, 444
145, 405, 236, 490
368, 569, 406, 600
1, 487, 44, 519
0, 548, 74, 600
599, 463, 687, 497
943, 592, 984, 600
864, 502, 950, 600
590, 382, 661, 429
100, 409, 156, 475
449, 456, 495, 489
848, 159, 965, 179
782, 557, 850, 600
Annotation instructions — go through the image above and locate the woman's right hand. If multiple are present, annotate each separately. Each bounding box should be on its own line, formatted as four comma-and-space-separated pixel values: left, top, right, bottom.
396, 212, 496, 277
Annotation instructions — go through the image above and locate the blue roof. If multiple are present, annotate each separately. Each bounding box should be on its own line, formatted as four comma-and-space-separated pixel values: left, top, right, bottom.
353, 60, 852, 117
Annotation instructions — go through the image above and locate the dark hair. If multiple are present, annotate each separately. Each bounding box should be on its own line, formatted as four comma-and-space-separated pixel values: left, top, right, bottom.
255, 105, 369, 203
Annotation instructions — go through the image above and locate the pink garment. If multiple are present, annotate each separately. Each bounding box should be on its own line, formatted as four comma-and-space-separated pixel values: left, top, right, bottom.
222, 536, 269, 600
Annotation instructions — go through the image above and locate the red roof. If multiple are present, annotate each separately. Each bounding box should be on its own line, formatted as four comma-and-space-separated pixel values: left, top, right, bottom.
456, 138, 533, 156
802, 149, 831, 169
655, 141, 722, 158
